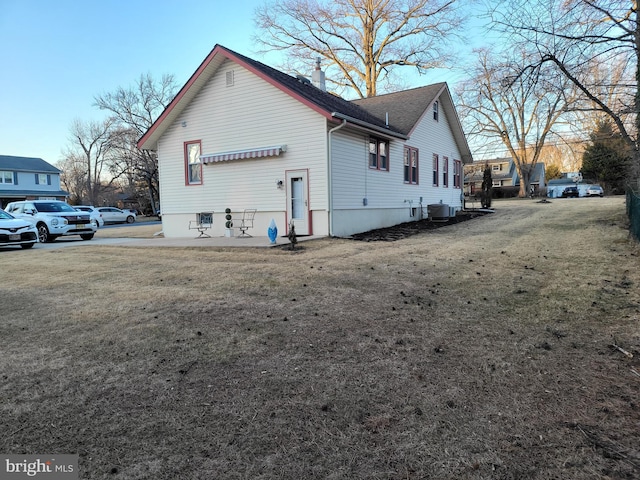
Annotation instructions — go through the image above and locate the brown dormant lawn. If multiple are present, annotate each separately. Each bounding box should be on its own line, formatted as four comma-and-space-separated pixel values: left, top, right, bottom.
2, 197, 639, 479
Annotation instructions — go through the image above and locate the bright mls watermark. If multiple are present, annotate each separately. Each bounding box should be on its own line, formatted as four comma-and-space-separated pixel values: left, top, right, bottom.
0, 455, 78, 479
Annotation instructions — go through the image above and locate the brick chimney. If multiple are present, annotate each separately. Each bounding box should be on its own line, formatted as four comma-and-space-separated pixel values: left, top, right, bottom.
312, 57, 326, 91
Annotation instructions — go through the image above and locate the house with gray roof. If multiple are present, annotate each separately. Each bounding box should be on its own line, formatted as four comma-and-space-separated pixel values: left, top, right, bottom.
138, 45, 473, 238
0, 155, 68, 209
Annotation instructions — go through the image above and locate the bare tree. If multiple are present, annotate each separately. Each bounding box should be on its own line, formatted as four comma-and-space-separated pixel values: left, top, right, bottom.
94, 73, 178, 213
457, 48, 578, 196
57, 155, 88, 204
254, 0, 464, 98
62, 118, 123, 205
485, 0, 639, 179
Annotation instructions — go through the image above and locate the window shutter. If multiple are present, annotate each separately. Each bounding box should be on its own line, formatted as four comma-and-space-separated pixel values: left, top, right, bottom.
47, 174, 51, 185
13, 172, 18, 184
35, 174, 39, 185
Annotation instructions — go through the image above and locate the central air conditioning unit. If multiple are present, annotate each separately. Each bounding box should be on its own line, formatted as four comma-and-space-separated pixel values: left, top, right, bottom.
428, 203, 450, 222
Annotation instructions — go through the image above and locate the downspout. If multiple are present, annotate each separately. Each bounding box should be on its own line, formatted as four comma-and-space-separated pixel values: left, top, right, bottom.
327, 119, 347, 237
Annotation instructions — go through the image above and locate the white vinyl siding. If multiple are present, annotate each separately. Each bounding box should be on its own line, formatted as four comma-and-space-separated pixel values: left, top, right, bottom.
331, 103, 463, 211
157, 59, 328, 236
331, 129, 406, 210
407, 100, 464, 207
327, 96, 465, 235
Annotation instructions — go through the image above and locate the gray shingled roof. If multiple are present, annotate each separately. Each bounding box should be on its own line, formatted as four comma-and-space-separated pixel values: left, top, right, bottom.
352, 83, 446, 135
0, 155, 61, 173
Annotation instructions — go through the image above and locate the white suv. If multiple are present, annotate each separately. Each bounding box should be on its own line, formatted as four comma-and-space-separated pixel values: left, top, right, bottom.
5, 200, 98, 243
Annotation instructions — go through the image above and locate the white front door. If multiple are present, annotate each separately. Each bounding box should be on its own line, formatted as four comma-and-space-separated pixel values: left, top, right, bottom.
286, 170, 310, 235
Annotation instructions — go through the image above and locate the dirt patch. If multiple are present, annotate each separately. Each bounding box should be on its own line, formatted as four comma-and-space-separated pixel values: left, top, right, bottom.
349, 210, 491, 241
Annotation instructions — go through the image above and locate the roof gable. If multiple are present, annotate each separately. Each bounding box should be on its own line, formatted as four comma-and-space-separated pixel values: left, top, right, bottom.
137, 44, 473, 164
138, 45, 406, 150
0, 155, 61, 173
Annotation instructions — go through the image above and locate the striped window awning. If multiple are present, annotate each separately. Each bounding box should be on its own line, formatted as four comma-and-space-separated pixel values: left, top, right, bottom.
200, 145, 287, 164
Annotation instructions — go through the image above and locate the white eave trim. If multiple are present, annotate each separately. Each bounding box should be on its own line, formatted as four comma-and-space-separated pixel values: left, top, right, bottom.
200, 145, 287, 163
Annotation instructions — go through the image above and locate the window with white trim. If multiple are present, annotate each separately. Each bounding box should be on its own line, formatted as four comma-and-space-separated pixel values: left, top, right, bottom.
35, 174, 50, 185
404, 146, 418, 184
185, 141, 202, 185
433, 101, 439, 121
369, 137, 389, 171
0, 171, 14, 184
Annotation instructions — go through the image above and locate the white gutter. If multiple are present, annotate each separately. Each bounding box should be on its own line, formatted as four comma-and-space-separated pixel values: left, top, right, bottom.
327, 119, 347, 237
330, 112, 409, 140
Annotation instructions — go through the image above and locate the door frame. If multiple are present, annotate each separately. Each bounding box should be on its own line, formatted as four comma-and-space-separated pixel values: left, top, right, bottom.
285, 169, 311, 235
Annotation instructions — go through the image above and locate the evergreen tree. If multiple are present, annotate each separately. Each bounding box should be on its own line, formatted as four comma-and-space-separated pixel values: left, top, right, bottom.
581, 120, 631, 193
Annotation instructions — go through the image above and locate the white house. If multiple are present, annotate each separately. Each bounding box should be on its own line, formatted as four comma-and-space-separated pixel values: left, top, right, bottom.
0, 155, 69, 209
138, 45, 473, 238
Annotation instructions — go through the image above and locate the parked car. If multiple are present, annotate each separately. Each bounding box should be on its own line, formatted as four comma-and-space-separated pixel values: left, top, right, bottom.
5, 200, 97, 242
561, 186, 579, 198
97, 207, 136, 224
0, 209, 39, 249
586, 185, 604, 197
74, 205, 104, 227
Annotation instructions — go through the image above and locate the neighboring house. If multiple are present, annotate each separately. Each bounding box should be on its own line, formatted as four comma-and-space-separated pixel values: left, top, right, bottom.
0, 155, 68, 209
138, 45, 473, 238
464, 158, 545, 196
465, 158, 516, 193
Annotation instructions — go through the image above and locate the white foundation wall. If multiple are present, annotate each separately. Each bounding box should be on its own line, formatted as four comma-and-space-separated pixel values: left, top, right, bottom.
160, 210, 290, 238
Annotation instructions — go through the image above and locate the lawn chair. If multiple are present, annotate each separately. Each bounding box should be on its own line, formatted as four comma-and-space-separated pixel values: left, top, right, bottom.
188, 212, 213, 238
238, 209, 257, 238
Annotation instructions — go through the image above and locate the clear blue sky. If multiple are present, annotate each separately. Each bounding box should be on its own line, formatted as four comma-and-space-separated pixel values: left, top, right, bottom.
0, 0, 477, 166
0, 0, 280, 164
